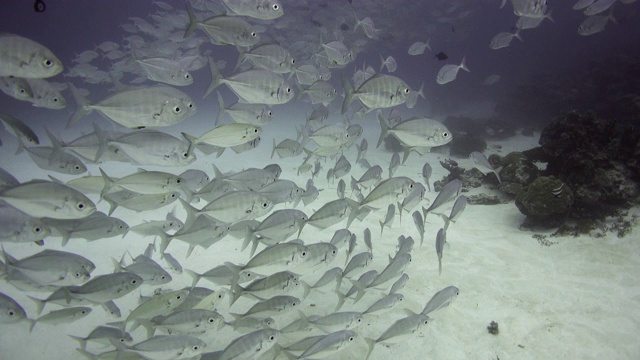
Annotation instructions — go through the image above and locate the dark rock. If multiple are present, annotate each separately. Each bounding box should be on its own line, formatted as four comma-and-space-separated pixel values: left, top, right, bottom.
498, 151, 540, 189
487, 321, 499, 335
449, 133, 487, 157
468, 194, 503, 205
515, 176, 574, 229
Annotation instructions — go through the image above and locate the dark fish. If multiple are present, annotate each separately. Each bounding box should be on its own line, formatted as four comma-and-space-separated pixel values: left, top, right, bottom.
434, 52, 448, 61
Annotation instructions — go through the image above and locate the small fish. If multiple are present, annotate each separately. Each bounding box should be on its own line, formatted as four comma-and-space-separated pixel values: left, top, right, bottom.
438, 195, 468, 231
298, 329, 358, 358
217, 329, 279, 360
69, 326, 132, 351
222, 0, 284, 20
119, 334, 206, 360
389, 273, 409, 294
421, 285, 460, 315
490, 29, 523, 50
422, 179, 462, 221
365, 313, 430, 359
422, 162, 432, 191
434, 51, 448, 61
412, 211, 425, 246
363, 292, 405, 315
584, 0, 617, 16
183, 122, 262, 148
389, 152, 401, 178
470, 151, 501, 183
379, 55, 397, 73
436, 56, 470, 84
0, 292, 30, 325
380, 204, 396, 236
0, 180, 96, 219
0, 34, 63, 78
578, 10, 617, 35
408, 40, 431, 55
30, 306, 92, 332
435, 228, 446, 275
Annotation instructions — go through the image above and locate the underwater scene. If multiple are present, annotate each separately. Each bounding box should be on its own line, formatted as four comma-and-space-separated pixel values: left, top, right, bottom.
1, 0, 640, 359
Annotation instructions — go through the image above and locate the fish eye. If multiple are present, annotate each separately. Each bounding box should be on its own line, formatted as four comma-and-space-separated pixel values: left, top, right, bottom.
75, 272, 82, 278
262, 202, 269, 208
176, 178, 182, 183
184, 73, 191, 80
291, 302, 297, 306
251, 32, 257, 38
218, 294, 223, 299
188, 102, 194, 108
332, 249, 337, 255
19, 88, 26, 94
8, 310, 15, 316
192, 345, 200, 350
74, 165, 81, 170
43, 58, 53, 68
286, 88, 291, 93
161, 275, 166, 280
268, 111, 272, 116
404, 88, 410, 93
300, 251, 307, 257
182, 152, 189, 158
269, 335, 276, 341
349, 336, 355, 341
208, 318, 215, 323
176, 295, 182, 300
272, 4, 279, 10
33, 226, 42, 233
131, 279, 138, 284
76, 202, 86, 210
254, 128, 259, 133
119, 338, 126, 342
173, 106, 181, 113
424, 320, 429, 325
291, 59, 295, 64
53, 97, 59, 102
81, 310, 87, 314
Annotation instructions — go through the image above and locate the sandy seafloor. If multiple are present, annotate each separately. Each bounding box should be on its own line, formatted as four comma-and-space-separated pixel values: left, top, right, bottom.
0, 103, 639, 360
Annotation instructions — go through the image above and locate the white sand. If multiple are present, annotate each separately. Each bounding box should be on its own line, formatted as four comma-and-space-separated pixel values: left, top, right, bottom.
1, 109, 639, 360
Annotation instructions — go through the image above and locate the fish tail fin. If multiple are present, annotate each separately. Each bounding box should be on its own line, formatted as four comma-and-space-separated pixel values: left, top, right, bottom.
14, 133, 26, 155
364, 338, 376, 360
341, 74, 354, 115
203, 56, 222, 99
184, 2, 198, 38
69, 335, 88, 352
27, 296, 46, 316
179, 198, 198, 229
376, 110, 389, 148
211, 163, 224, 181
44, 127, 63, 166
438, 213, 451, 232
67, 82, 92, 128
438, 258, 442, 275
183, 269, 201, 288
334, 291, 346, 312
93, 123, 108, 162
417, 82, 425, 99
98, 167, 114, 200
229, 282, 244, 306
397, 201, 403, 224
300, 280, 312, 300
241, 225, 257, 253
29, 317, 37, 333
60, 230, 72, 247
351, 279, 368, 304
460, 56, 470, 72
215, 92, 225, 125
379, 53, 385, 73
270, 138, 277, 159
234, 48, 247, 71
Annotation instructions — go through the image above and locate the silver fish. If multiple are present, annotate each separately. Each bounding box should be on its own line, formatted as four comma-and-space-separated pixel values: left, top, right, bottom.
436, 56, 470, 84
0, 113, 39, 146
421, 285, 460, 315
99, 168, 184, 198
121, 334, 206, 360
359, 176, 415, 210
578, 10, 617, 36
151, 308, 224, 335
380, 204, 396, 236
68, 83, 196, 128
435, 228, 446, 275
389, 273, 409, 294
2, 247, 92, 286
217, 92, 272, 125
237, 43, 293, 73
272, 138, 304, 159
0, 292, 30, 324
0, 180, 96, 219
363, 293, 405, 315
0, 76, 33, 101
30, 306, 91, 332
231, 295, 300, 318
0, 203, 50, 243
205, 59, 294, 104
43, 211, 128, 246
490, 30, 523, 50
185, 4, 261, 47
24, 78, 66, 109
584, 0, 617, 16
422, 179, 462, 220
109, 130, 196, 167
438, 195, 468, 231
67, 271, 143, 304
378, 113, 452, 155
0, 34, 63, 78
16, 129, 86, 175
298, 329, 358, 358
69, 326, 132, 351
408, 40, 431, 55
217, 329, 279, 360
342, 73, 418, 114
365, 313, 430, 359
422, 162, 433, 191
183, 123, 262, 149
134, 54, 193, 86
412, 211, 425, 246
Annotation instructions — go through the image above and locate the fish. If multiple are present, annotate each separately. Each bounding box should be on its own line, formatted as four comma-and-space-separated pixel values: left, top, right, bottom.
222, 0, 284, 20
490, 30, 523, 50
118, 334, 206, 360
584, 0, 617, 16
389, 273, 409, 294
231, 295, 300, 318
2, 247, 93, 286
216, 92, 272, 125
0, 34, 63, 78
342, 73, 421, 114
574, 0, 597, 10
237, 44, 294, 73
412, 211, 425, 246
436, 56, 470, 84
512, 0, 548, 17
24, 78, 67, 109
0, 180, 96, 219
298, 329, 358, 358
389, 152, 400, 178
398, 182, 426, 222
422, 179, 462, 221
184, 190, 273, 224
380, 55, 397, 73
185, 264, 263, 288
68, 83, 196, 129
421, 285, 460, 315
307, 198, 358, 229
378, 113, 452, 159
114, 254, 172, 286
437, 195, 468, 231
0, 292, 30, 325
578, 10, 617, 36
183, 123, 262, 148
99, 168, 185, 199
435, 228, 446, 275
16, 128, 87, 175
358, 176, 415, 211
205, 58, 294, 104
408, 40, 431, 55
133, 53, 193, 86
380, 204, 396, 235
343, 251, 373, 278
108, 129, 195, 167
0, 76, 33, 101
231, 271, 301, 304
434, 51, 448, 61
483, 74, 501, 85
365, 313, 430, 359
298, 80, 337, 106
0, 202, 50, 243
30, 306, 92, 332
185, 4, 260, 47
118, 289, 189, 335
470, 151, 501, 183
150, 308, 224, 335
244, 208, 307, 249
363, 292, 405, 315
216, 329, 279, 360
351, 165, 383, 190
69, 326, 133, 351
